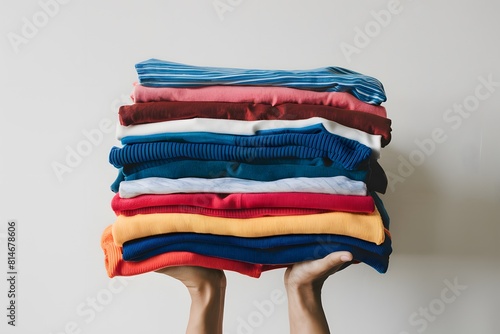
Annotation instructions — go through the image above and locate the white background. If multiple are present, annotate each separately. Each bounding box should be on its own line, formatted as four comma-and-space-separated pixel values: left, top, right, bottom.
1, 0, 499, 333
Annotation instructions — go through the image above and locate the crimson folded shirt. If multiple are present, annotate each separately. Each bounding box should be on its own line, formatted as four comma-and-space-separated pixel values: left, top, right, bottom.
111, 192, 376, 217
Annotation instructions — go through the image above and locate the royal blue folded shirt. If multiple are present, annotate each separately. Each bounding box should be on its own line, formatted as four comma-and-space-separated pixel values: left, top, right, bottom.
109, 127, 371, 171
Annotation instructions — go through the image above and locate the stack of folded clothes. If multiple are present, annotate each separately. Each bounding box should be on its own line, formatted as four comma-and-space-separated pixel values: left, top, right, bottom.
100, 59, 393, 278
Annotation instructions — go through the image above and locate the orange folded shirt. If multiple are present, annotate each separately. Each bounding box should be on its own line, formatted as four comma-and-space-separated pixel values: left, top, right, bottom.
100, 225, 282, 278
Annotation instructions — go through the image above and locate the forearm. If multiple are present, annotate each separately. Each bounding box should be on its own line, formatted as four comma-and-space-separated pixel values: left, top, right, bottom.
286, 284, 330, 334
186, 282, 226, 334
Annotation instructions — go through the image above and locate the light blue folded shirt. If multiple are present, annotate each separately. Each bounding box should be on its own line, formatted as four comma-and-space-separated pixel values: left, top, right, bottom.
135, 58, 387, 105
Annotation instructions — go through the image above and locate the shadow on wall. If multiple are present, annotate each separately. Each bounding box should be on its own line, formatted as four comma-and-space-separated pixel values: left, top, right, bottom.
378, 147, 500, 259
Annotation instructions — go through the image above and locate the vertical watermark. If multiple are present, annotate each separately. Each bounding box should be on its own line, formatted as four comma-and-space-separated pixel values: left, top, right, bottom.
6, 220, 18, 326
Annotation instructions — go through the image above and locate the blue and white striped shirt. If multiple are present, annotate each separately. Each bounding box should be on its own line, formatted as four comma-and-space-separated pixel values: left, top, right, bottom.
135, 59, 387, 105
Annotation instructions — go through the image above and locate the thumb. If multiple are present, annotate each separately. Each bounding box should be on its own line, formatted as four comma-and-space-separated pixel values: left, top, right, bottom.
308, 251, 353, 277
324, 251, 353, 267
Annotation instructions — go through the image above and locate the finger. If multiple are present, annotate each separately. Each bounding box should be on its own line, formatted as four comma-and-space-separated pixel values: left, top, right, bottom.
309, 251, 353, 277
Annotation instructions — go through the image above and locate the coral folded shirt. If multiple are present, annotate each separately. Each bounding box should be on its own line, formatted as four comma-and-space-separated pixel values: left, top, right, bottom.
118, 101, 391, 147
100, 225, 278, 278
131, 84, 387, 117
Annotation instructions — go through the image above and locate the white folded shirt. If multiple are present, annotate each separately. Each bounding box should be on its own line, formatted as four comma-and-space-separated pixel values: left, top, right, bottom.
118, 176, 367, 199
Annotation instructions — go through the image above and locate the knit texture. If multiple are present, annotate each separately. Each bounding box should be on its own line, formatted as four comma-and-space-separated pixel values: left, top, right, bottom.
111, 207, 385, 247
111, 192, 375, 214
110, 130, 372, 170
100, 225, 278, 278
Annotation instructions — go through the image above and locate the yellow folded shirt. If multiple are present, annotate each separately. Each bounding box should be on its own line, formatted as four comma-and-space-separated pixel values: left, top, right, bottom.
112, 209, 385, 246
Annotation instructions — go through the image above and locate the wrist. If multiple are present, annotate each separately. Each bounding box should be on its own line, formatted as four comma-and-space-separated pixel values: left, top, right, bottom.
187, 279, 226, 302
285, 274, 324, 295
186, 279, 226, 334
176, 268, 226, 293
286, 283, 329, 334
286, 283, 322, 309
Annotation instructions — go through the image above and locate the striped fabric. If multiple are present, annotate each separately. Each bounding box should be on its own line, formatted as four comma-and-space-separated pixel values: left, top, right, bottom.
135, 59, 387, 105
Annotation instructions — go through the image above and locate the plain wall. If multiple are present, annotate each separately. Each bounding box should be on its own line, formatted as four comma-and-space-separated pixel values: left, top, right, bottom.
1, 0, 499, 333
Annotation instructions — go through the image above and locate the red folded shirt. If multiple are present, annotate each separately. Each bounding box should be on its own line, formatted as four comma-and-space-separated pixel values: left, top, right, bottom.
111, 192, 376, 217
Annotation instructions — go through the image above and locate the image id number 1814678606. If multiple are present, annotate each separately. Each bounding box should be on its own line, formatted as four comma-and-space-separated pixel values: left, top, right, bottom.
6, 220, 17, 326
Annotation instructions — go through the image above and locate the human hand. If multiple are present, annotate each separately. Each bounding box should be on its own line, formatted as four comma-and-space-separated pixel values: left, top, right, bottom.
156, 266, 226, 334
284, 251, 353, 291
156, 266, 226, 292
284, 252, 353, 334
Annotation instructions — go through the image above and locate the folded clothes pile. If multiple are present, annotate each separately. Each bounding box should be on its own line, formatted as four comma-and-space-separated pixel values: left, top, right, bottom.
100, 59, 393, 278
